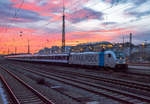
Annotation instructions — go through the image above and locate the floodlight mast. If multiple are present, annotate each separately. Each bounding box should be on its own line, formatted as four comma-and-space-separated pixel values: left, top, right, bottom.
62, 0, 65, 53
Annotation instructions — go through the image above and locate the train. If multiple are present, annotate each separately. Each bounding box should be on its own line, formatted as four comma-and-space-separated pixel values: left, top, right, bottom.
5, 51, 128, 70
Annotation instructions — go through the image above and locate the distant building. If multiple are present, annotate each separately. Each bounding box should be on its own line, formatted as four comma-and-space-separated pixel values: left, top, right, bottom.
145, 43, 150, 52
36, 41, 150, 62
51, 46, 61, 53
38, 47, 52, 54
64, 46, 72, 53
71, 41, 113, 52
37, 46, 72, 54
116, 42, 150, 62
112, 42, 135, 57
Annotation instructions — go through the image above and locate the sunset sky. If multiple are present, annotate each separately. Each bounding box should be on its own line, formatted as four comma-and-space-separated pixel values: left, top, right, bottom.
0, 0, 150, 54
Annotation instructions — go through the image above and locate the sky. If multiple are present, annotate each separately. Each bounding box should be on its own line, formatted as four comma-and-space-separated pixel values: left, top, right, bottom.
0, 0, 150, 54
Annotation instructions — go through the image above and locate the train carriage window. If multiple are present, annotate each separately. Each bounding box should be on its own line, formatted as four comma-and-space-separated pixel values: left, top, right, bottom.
67, 56, 69, 60
65, 56, 67, 60
57, 56, 59, 60
56, 56, 58, 60
43, 56, 45, 59
58, 56, 60, 60
56, 56, 59, 60
55, 56, 59, 60
59, 56, 61, 60
62, 56, 65, 60
45, 56, 47, 59
61, 56, 63, 60
46, 56, 49, 59
108, 54, 111, 58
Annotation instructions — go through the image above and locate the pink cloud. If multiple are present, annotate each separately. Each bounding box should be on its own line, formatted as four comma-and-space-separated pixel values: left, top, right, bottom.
8, 17, 32, 22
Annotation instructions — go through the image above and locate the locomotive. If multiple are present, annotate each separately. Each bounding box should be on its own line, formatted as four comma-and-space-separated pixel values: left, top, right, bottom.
5, 51, 128, 70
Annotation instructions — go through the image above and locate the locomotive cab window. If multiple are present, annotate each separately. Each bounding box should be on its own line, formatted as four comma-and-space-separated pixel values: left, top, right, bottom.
108, 54, 111, 58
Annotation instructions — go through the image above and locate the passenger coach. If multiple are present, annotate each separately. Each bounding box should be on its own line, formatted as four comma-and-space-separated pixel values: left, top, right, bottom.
6, 54, 69, 64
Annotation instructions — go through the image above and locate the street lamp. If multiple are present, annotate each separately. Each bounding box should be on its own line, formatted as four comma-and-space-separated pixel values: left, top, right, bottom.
142, 42, 145, 61
27, 39, 30, 54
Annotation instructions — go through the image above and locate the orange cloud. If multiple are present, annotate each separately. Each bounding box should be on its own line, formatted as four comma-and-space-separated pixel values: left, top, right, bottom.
0, 25, 132, 54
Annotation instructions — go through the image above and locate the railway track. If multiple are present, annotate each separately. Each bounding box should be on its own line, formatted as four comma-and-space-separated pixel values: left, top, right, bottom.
1, 64, 117, 104
9, 59, 150, 80
5, 63, 150, 104
5, 59, 150, 79
0, 65, 54, 104
126, 68, 150, 77
15, 62, 150, 92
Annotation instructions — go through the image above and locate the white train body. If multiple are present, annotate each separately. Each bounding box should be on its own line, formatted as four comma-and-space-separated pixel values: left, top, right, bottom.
5, 51, 128, 69
69, 51, 117, 68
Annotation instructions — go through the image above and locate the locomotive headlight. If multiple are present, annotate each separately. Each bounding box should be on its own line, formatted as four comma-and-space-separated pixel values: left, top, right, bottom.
116, 60, 120, 64
123, 61, 126, 64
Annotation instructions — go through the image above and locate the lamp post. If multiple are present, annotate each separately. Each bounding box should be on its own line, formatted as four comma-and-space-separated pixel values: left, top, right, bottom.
142, 40, 147, 61
15, 47, 17, 54
129, 33, 132, 62
142, 42, 145, 61
8, 48, 10, 55
27, 39, 30, 54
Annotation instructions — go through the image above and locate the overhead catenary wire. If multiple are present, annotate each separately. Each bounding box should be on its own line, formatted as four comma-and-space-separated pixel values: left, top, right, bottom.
14, 0, 25, 18
40, 0, 90, 28
4, 0, 24, 32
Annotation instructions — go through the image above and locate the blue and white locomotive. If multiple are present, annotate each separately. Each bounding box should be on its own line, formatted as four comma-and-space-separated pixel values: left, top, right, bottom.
5, 51, 128, 70
69, 51, 127, 69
